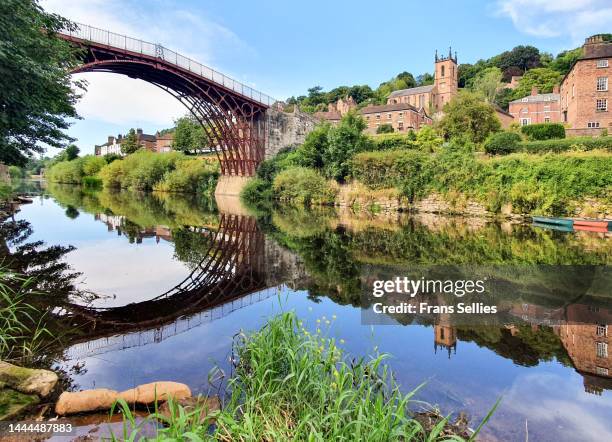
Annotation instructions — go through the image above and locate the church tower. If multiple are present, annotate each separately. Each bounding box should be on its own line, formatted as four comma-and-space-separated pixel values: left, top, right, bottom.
434, 47, 458, 111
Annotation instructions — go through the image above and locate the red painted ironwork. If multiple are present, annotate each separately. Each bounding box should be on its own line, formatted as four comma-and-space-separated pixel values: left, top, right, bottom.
58, 23, 274, 176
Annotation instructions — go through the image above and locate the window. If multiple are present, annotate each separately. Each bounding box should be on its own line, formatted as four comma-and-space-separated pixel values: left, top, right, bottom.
597, 77, 608, 91
387, 113, 392, 120
596, 99, 608, 111
596, 367, 609, 376
441, 65, 445, 77
544, 105, 550, 111
520, 118, 530, 126
597, 324, 608, 337
365, 116, 370, 120
521, 108, 528, 113
588, 122, 600, 128
522, 97, 528, 103
597, 59, 609, 68
597, 342, 608, 358
398, 121, 404, 130
572, 84, 575, 98
544, 117, 551, 123
398, 112, 403, 119
376, 114, 380, 120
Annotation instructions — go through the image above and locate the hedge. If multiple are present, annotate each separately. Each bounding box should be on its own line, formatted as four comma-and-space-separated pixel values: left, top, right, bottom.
371, 133, 419, 151
517, 136, 612, 153
350, 149, 431, 190
484, 132, 522, 155
521, 123, 565, 140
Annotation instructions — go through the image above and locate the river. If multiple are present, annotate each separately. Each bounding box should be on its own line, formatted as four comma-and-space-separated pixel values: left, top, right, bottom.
3, 181, 612, 441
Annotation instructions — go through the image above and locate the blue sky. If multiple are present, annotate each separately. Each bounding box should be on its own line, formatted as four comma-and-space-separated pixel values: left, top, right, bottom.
41, 0, 611, 155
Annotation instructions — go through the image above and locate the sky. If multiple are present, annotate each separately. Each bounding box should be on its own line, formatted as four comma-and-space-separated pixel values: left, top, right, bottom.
40, 0, 612, 156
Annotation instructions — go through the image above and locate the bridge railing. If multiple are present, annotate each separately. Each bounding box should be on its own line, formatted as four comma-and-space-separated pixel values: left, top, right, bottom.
63, 23, 276, 107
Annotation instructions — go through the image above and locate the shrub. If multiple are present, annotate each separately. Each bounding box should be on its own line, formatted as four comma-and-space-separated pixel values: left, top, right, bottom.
272, 167, 337, 205
371, 133, 418, 151
8, 166, 24, 179
154, 158, 219, 195
99, 150, 183, 190
46, 158, 84, 184
521, 123, 565, 140
81, 155, 107, 176
241, 177, 274, 204
350, 149, 432, 192
415, 126, 444, 152
82, 176, 102, 189
484, 132, 522, 155
517, 136, 612, 153
376, 123, 394, 134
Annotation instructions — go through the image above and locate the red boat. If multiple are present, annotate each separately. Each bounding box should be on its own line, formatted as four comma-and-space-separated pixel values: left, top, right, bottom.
574, 224, 609, 233
572, 218, 612, 229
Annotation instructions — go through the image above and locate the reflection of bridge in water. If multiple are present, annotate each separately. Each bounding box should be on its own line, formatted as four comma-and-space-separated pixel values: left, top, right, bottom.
60, 213, 307, 360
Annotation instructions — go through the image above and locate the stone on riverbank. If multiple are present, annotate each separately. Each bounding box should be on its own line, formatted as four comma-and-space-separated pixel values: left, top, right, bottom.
0, 388, 40, 420
118, 381, 191, 405
0, 361, 58, 398
55, 389, 119, 416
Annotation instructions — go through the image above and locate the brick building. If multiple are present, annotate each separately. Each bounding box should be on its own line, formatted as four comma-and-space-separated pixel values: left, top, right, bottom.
313, 96, 356, 125
387, 48, 458, 113
560, 35, 611, 136
509, 86, 562, 126
359, 103, 432, 134
155, 131, 174, 153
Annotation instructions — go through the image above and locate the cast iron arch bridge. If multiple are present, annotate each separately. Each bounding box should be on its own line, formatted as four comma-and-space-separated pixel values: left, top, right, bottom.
58, 23, 278, 176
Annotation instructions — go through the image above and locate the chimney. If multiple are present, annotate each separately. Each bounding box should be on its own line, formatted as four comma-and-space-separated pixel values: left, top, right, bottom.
553, 84, 560, 94
107, 136, 114, 144
531, 86, 539, 96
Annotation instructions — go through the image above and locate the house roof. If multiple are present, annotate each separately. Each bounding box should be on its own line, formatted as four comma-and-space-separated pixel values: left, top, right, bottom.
509, 93, 559, 104
388, 85, 435, 98
359, 102, 423, 114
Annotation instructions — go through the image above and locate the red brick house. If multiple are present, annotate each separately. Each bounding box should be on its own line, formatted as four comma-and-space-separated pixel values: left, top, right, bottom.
509, 86, 562, 126
358, 102, 432, 134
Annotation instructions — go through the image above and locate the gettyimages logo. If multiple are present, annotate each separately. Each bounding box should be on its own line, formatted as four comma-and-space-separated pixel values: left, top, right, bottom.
372, 277, 487, 298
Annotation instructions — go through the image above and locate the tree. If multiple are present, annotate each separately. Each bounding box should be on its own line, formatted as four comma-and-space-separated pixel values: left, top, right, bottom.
121, 129, 141, 155
549, 47, 583, 76
293, 123, 331, 169
0, 0, 83, 166
492, 45, 542, 73
347, 85, 375, 104
172, 117, 208, 154
323, 112, 373, 181
471, 67, 503, 103
63, 144, 80, 161
494, 88, 515, 111
512, 68, 562, 99
416, 73, 435, 86
376, 124, 394, 134
437, 91, 502, 143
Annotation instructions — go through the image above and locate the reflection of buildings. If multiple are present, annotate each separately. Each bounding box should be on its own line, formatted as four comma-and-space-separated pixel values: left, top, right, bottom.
434, 322, 457, 358
94, 214, 173, 244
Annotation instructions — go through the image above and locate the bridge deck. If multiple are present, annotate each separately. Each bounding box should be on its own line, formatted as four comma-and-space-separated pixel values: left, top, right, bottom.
60, 23, 275, 108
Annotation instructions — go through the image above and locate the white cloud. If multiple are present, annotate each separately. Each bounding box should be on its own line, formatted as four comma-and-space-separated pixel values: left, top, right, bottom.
496, 0, 612, 43
40, 0, 257, 129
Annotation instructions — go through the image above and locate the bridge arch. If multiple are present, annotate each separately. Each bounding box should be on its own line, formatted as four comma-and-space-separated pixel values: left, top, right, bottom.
59, 23, 276, 176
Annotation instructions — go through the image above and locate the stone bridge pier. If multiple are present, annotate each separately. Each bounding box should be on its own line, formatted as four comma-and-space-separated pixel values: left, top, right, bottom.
215, 108, 318, 196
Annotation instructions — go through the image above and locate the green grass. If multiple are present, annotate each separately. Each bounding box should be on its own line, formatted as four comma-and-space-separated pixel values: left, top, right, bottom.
111, 312, 498, 440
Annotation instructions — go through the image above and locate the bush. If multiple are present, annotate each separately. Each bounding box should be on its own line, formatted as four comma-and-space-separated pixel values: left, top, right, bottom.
518, 136, 612, 153
8, 166, 24, 179
82, 176, 102, 189
521, 123, 565, 141
46, 158, 84, 184
154, 158, 219, 195
371, 133, 418, 151
484, 132, 522, 155
351, 149, 432, 193
81, 155, 107, 176
376, 123, 394, 134
272, 167, 337, 205
99, 150, 183, 190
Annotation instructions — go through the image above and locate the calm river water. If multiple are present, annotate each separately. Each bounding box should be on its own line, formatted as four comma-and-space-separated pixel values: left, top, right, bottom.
4, 182, 612, 441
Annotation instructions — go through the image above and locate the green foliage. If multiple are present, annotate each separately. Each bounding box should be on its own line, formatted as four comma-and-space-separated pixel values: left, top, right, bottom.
517, 136, 612, 153
172, 116, 208, 154
494, 87, 515, 111
99, 150, 183, 190
46, 158, 84, 184
520, 123, 565, 141
471, 67, 503, 103
81, 176, 102, 189
415, 126, 444, 152
290, 123, 331, 169
372, 133, 419, 151
63, 144, 80, 161
0, 0, 82, 166
547, 47, 583, 76
120, 129, 141, 155
511, 68, 562, 99
484, 132, 522, 155
437, 91, 502, 143
81, 155, 106, 176
273, 167, 337, 205
154, 158, 219, 195
376, 123, 394, 134
323, 112, 374, 180
8, 166, 24, 180
351, 146, 612, 215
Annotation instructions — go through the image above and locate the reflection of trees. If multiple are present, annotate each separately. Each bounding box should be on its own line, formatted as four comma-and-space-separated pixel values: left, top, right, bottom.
0, 220, 79, 294
172, 227, 214, 270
